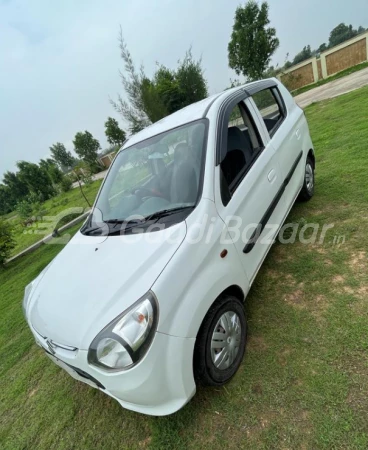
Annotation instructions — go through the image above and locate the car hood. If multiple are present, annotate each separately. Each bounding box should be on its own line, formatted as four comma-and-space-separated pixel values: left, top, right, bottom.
28, 224, 186, 350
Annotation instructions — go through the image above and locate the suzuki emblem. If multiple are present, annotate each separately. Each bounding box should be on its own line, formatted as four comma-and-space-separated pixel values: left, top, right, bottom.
46, 339, 56, 355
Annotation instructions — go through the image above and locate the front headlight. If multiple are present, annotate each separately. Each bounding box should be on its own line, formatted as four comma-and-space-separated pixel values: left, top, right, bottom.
88, 291, 158, 371
22, 282, 34, 319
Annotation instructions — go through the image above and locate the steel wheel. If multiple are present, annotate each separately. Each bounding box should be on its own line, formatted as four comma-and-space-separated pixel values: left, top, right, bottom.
298, 156, 315, 202
305, 163, 314, 193
194, 295, 247, 386
210, 311, 242, 370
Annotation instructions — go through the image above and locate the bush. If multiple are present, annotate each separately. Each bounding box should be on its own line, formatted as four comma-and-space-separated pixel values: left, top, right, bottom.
15, 200, 33, 220
80, 172, 93, 186
0, 219, 15, 265
59, 176, 73, 193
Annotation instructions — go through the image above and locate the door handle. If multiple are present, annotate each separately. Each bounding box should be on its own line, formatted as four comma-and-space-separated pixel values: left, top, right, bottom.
296, 129, 301, 140
268, 169, 276, 183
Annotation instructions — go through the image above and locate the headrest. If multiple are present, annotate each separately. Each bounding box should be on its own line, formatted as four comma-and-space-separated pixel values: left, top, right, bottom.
174, 143, 189, 163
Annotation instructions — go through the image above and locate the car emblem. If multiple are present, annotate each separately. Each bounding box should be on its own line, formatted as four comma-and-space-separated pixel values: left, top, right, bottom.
46, 339, 56, 355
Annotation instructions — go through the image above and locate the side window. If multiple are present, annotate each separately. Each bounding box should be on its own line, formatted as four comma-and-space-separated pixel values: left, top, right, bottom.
252, 88, 286, 136
220, 102, 263, 203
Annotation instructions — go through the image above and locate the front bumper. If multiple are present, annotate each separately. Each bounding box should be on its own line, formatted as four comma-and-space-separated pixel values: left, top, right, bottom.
30, 326, 196, 416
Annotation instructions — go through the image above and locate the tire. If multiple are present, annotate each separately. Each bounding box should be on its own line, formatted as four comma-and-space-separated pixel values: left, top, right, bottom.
194, 295, 247, 386
298, 156, 315, 201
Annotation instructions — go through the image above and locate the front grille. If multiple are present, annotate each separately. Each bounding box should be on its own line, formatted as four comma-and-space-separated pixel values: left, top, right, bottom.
49, 340, 77, 352
43, 347, 105, 389
69, 365, 105, 389
33, 327, 77, 353
34, 326, 105, 390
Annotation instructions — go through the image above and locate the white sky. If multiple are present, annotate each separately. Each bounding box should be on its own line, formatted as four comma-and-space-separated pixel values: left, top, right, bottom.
1, 0, 367, 178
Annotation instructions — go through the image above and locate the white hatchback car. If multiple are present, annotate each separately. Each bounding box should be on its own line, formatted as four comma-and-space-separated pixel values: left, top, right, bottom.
23, 78, 315, 416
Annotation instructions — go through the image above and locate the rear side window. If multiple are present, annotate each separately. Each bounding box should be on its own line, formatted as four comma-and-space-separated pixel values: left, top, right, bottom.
252, 88, 286, 136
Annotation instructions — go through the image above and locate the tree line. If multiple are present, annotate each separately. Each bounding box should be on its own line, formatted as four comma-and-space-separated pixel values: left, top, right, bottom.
0, 118, 127, 215
285, 23, 367, 68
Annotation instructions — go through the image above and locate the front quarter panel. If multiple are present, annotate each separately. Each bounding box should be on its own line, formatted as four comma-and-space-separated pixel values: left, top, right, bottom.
153, 199, 250, 338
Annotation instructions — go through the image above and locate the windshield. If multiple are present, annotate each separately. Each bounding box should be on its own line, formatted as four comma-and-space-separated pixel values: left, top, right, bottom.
92, 120, 207, 224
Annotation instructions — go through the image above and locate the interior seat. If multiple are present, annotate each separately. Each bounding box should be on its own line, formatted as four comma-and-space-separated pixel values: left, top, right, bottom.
170, 143, 197, 204
227, 126, 253, 162
220, 126, 253, 187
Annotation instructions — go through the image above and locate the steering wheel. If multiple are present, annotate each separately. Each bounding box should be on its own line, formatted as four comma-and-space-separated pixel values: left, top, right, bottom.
133, 187, 163, 199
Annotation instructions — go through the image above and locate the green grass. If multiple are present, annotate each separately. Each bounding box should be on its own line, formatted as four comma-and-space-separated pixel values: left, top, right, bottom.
7, 180, 102, 257
1, 87, 368, 449
292, 60, 368, 97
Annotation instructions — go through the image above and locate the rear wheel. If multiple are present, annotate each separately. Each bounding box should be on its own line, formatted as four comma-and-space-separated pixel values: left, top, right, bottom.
298, 156, 315, 201
194, 295, 247, 386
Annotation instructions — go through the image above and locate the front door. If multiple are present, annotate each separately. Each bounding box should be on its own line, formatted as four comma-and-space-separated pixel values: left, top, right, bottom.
214, 94, 286, 284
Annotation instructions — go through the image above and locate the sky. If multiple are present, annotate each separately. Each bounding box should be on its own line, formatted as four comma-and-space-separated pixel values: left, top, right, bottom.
1, 0, 367, 179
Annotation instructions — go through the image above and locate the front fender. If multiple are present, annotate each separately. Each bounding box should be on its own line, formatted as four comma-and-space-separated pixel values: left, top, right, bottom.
153, 200, 249, 338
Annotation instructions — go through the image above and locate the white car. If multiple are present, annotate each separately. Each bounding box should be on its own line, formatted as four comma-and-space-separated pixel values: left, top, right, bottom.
23, 78, 315, 416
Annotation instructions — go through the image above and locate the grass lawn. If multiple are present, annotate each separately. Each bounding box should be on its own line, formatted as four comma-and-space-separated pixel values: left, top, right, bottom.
291, 60, 368, 97
6, 180, 102, 257
1, 87, 368, 449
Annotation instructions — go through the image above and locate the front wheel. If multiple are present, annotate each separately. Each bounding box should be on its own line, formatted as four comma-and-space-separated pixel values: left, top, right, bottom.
298, 156, 315, 201
194, 295, 247, 386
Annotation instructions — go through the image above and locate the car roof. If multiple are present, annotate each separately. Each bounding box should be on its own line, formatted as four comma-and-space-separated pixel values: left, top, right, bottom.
122, 78, 277, 148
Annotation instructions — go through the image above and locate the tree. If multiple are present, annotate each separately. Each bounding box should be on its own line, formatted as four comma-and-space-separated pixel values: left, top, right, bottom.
2, 171, 29, 203
329, 23, 358, 47
16, 161, 56, 200
0, 185, 12, 215
358, 26, 366, 34
50, 143, 75, 171
73, 131, 101, 170
284, 60, 293, 69
228, 1, 279, 80
293, 45, 312, 65
152, 51, 208, 116
111, 31, 152, 134
0, 219, 15, 266
173, 50, 208, 111
39, 158, 64, 185
104, 117, 126, 147
1, 161, 60, 213
111, 28, 208, 133
72, 162, 93, 207
318, 43, 328, 53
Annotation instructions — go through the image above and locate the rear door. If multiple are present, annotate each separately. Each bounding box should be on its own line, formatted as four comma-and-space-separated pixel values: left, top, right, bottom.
250, 85, 305, 213
214, 90, 286, 284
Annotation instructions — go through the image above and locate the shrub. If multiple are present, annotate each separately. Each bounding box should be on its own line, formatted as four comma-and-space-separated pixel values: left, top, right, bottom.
15, 200, 33, 220
59, 176, 73, 193
0, 219, 15, 265
80, 172, 93, 186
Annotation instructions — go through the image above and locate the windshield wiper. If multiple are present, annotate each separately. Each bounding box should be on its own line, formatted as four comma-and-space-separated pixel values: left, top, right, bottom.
82, 226, 104, 235
105, 218, 143, 224
105, 218, 143, 229
93, 207, 194, 235
143, 206, 194, 222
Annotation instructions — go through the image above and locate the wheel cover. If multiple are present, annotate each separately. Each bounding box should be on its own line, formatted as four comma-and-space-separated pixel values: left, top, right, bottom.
305, 163, 314, 192
211, 311, 242, 370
